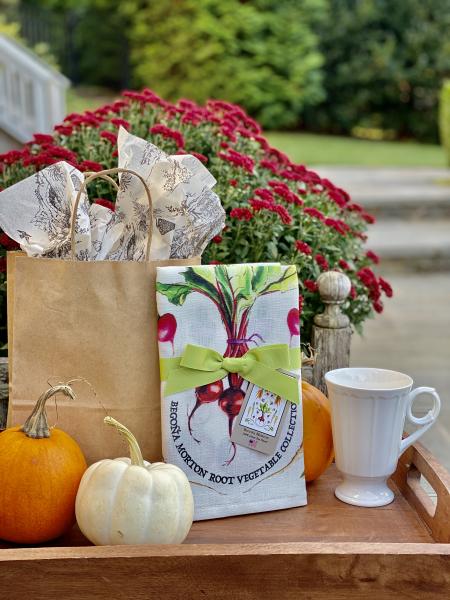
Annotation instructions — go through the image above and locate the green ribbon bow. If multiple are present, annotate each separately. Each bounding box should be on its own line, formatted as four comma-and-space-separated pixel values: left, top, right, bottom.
160, 344, 300, 404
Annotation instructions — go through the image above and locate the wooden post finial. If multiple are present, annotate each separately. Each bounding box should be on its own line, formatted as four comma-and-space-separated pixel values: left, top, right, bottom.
314, 271, 351, 329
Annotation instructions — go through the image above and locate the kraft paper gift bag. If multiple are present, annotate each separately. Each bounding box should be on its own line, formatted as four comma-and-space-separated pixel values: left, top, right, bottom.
5, 167, 200, 464
156, 263, 307, 520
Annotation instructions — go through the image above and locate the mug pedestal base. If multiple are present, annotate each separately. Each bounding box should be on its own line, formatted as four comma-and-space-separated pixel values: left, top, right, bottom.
335, 474, 395, 507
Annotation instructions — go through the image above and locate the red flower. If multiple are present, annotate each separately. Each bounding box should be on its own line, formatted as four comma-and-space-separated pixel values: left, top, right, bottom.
304, 207, 324, 221
110, 118, 130, 130
0, 150, 24, 165
230, 207, 253, 221
64, 112, 81, 123
212, 235, 223, 244
379, 277, 393, 298
373, 299, 384, 313
347, 202, 363, 213
100, 130, 117, 144
362, 212, 376, 224
249, 197, 273, 212
0, 232, 19, 250
94, 198, 115, 211
79, 160, 103, 172
268, 180, 303, 205
111, 100, 130, 112
304, 279, 318, 292
357, 267, 376, 287
54, 125, 73, 136
315, 254, 329, 270
349, 285, 357, 300
45, 145, 77, 162
32, 133, 54, 145
229, 179, 238, 187
150, 124, 185, 149
295, 241, 312, 255
366, 250, 380, 264
181, 110, 205, 126
22, 152, 57, 168
190, 151, 208, 164
254, 188, 275, 203
123, 91, 148, 102
260, 159, 279, 174
324, 217, 349, 235
71, 113, 102, 128
338, 259, 351, 270
273, 204, 292, 225
218, 149, 254, 174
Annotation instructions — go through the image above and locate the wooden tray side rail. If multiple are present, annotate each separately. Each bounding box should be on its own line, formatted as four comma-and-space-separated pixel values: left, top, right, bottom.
393, 442, 450, 543
0, 542, 449, 600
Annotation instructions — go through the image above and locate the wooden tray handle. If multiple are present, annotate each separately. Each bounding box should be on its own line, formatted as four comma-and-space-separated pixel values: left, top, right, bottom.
392, 442, 450, 543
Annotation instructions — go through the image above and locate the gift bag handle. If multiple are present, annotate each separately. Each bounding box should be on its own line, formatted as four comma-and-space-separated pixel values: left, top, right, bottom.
70, 167, 153, 261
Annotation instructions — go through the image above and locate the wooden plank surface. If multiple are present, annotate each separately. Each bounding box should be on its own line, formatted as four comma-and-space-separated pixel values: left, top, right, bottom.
0, 464, 434, 551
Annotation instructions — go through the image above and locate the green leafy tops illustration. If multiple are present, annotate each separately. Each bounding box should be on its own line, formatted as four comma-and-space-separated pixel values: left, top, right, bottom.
156, 264, 297, 336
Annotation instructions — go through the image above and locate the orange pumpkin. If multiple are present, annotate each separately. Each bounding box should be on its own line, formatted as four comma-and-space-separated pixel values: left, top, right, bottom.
0, 384, 87, 544
302, 381, 334, 482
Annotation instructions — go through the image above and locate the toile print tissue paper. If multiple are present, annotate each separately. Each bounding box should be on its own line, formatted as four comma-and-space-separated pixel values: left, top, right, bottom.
156, 263, 306, 520
116, 127, 225, 259
0, 129, 225, 261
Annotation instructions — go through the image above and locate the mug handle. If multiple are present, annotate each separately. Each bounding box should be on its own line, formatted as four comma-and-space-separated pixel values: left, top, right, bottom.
399, 387, 441, 455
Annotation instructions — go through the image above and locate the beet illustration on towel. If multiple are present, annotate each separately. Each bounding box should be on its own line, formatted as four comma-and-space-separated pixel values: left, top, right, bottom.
156, 264, 298, 465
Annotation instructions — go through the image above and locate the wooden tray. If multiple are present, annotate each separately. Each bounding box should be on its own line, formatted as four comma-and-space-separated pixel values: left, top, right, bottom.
0, 442, 449, 599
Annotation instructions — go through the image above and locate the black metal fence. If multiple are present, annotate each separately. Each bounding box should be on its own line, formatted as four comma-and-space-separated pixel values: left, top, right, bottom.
6, 3, 130, 88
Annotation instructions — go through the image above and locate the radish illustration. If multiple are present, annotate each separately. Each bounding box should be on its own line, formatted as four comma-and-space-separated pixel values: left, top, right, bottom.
188, 380, 224, 442
287, 307, 300, 345
158, 313, 177, 355
219, 387, 245, 465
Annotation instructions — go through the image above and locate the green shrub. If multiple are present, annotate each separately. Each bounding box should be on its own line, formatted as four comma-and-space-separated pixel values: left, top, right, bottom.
305, 0, 450, 142
439, 81, 450, 167
124, 0, 327, 130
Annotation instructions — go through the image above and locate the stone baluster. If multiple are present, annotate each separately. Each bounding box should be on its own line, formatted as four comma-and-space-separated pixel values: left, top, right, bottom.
311, 271, 352, 394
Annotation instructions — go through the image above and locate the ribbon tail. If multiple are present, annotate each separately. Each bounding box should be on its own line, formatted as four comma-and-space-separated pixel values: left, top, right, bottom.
165, 367, 228, 397
244, 362, 300, 405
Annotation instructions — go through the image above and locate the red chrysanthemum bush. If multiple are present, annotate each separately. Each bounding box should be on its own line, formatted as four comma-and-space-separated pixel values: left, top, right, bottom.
0, 89, 392, 346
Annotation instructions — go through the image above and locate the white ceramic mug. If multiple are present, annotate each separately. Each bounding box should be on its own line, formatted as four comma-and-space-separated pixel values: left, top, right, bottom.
325, 368, 441, 507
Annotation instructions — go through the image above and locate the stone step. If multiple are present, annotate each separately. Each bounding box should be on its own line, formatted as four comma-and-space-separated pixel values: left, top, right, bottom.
314, 166, 450, 219
366, 219, 450, 271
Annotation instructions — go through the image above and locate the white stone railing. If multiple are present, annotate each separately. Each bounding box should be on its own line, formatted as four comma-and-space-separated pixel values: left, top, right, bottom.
0, 34, 69, 144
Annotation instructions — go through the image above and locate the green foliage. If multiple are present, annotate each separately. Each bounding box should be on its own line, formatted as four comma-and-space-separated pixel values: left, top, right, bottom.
305, 0, 450, 142
439, 81, 450, 167
124, 0, 326, 129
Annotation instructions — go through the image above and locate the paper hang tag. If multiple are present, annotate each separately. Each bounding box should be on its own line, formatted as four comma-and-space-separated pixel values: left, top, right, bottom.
231, 378, 294, 455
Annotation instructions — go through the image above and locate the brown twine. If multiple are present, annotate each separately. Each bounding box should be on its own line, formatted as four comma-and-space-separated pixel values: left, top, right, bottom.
301, 343, 318, 367
45, 376, 108, 430
70, 167, 154, 261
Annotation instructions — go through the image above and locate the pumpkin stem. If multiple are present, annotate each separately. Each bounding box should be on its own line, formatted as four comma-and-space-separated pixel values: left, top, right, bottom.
104, 416, 145, 467
21, 384, 76, 439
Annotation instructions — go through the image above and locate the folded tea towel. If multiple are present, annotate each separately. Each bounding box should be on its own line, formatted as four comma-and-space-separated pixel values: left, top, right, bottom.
156, 263, 307, 520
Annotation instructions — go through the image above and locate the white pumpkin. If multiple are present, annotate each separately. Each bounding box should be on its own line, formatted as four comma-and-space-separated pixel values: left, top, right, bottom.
75, 417, 194, 545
